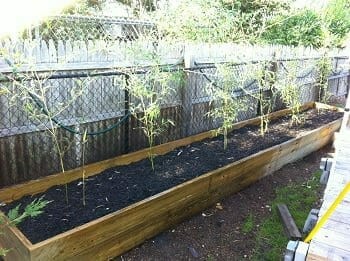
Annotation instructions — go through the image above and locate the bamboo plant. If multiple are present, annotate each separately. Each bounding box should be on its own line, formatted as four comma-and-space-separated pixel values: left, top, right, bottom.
206, 63, 247, 149
316, 54, 332, 103
124, 65, 177, 170
276, 60, 304, 125
1, 50, 86, 203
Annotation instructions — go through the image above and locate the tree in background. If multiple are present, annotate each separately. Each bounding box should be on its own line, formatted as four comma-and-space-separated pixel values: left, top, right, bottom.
221, 0, 290, 42
261, 0, 350, 48
152, 0, 290, 43
20, 0, 350, 48
152, 0, 239, 42
63, 0, 159, 16
261, 9, 324, 47
322, 0, 350, 47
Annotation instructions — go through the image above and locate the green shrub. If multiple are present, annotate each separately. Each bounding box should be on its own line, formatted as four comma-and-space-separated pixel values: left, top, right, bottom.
262, 9, 324, 47
323, 0, 350, 47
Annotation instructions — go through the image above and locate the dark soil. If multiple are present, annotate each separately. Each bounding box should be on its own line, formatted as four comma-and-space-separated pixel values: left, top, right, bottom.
115, 145, 329, 261
1, 109, 342, 244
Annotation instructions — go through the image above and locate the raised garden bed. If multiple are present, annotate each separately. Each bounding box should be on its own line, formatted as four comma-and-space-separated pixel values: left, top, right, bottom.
0, 102, 343, 260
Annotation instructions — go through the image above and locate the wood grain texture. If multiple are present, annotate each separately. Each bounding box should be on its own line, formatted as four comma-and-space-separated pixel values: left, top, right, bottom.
277, 204, 302, 240
306, 100, 350, 259
307, 240, 350, 260
0, 102, 341, 260
30, 118, 341, 260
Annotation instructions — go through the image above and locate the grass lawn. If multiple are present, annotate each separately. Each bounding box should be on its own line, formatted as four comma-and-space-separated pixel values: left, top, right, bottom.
252, 170, 323, 260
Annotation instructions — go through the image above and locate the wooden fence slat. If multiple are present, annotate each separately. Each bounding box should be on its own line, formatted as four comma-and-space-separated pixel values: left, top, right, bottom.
48, 40, 57, 63
57, 40, 65, 63
277, 204, 302, 240
1, 39, 347, 73
40, 40, 49, 63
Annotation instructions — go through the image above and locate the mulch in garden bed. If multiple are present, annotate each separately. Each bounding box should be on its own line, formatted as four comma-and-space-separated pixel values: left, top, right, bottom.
1, 109, 342, 244
116, 144, 329, 261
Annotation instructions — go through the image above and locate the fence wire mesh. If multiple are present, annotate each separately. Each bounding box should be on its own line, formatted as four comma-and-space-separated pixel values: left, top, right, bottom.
0, 38, 349, 187
24, 15, 156, 42
0, 57, 348, 186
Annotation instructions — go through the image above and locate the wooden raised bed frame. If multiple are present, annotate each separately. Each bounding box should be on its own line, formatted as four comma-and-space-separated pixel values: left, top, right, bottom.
0, 102, 343, 261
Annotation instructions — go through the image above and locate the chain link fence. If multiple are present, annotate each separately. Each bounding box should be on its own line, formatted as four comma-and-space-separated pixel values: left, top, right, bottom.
0, 16, 349, 187
24, 15, 155, 42
1, 57, 348, 187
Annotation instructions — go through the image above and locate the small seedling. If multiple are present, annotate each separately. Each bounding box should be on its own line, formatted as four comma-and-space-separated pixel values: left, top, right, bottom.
0, 197, 51, 256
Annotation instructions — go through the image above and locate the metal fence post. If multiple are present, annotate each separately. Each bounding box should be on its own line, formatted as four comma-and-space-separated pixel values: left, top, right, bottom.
182, 45, 194, 137
124, 74, 130, 154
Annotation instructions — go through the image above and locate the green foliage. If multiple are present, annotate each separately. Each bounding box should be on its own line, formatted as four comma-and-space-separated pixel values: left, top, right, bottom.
323, 0, 350, 47
67, 0, 158, 16
2, 52, 88, 204
62, 0, 103, 15
223, 0, 289, 13
254, 62, 278, 135
207, 64, 246, 149
0, 248, 10, 257
36, 19, 106, 41
276, 61, 303, 125
238, 62, 277, 136
262, 9, 324, 47
1, 197, 50, 257
125, 65, 178, 170
153, 0, 292, 43
253, 171, 322, 260
81, 129, 88, 206
281, 85, 302, 125
154, 0, 240, 43
21, 0, 347, 48
242, 213, 254, 233
152, 0, 344, 47
7, 197, 51, 225
222, 0, 290, 39
0, 87, 8, 95
316, 55, 332, 103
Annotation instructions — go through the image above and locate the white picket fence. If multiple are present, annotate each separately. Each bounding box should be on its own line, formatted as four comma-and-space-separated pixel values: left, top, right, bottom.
0, 38, 348, 73
0, 39, 184, 72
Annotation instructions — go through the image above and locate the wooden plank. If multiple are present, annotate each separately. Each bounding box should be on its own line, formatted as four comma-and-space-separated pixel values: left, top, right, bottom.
265, 121, 340, 176
29, 176, 212, 260
322, 193, 350, 206
277, 204, 302, 240
314, 102, 344, 112
30, 147, 272, 260
207, 147, 277, 191
318, 210, 350, 223
307, 240, 350, 260
323, 219, 350, 235
29, 113, 338, 260
28, 139, 281, 260
273, 133, 335, 171
319, 200, 350, 219
0, 102, 341, 260
308, 86, 350, 259
313, 227, 350, 251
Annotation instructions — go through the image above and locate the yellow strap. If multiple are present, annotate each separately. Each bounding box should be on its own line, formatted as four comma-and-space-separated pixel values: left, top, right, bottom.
304, 182, 350, 243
